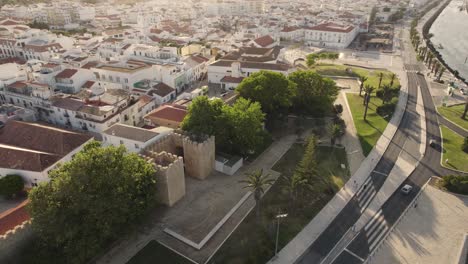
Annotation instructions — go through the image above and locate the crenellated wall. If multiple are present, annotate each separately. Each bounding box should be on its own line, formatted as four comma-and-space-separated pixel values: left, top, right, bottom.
0, 221, 33, 262
142, 151, 186, 207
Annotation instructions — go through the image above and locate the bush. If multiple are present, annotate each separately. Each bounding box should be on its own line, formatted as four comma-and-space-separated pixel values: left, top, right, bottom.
462, 137, 468, 153
376, 98, 398, 118
0, 175, 24, 198
441, 175, 468, 195
334, 104, 343, 115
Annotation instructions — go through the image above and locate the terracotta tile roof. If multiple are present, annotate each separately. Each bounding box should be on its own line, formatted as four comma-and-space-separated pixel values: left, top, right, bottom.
146, 104, 187, 123
55, 69, 78, 79
253, 35, 275, 47
23, 43, 62, 53
82, 81, 95, 89
281, 26, 300, 32
306, 22, 354, 33
7, 81, 27, 90
0, 57, 26, 65
81, 61, 99, 69
149, 83, 175, 98
51, 97, 84, 111
0, 19, 22, 26
0, 146, 61, 172
220, 76, 244, 83
0, 120, 92, 159
0, 200, 30, 237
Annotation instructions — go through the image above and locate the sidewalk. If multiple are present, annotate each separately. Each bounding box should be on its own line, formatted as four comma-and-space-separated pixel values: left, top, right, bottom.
268, 51, 410, 263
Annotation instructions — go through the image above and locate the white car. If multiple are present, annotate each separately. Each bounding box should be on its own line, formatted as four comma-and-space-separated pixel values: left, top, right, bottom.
401, 184, 413, 195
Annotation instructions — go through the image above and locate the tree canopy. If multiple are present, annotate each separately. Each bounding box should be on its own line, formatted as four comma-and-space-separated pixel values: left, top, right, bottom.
28, 141, 157, 263
288, 70, 339, 116
236, 71, 296, 119
0, 175, 24, 198
181, 96, 266, 156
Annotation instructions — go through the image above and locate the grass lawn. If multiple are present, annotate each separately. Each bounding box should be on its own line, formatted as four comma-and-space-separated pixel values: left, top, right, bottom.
346, 93, 390, 156
438, 104, 468, 131
312, 63, 400, 89
127, 240, 193, 264
208, 144, 349, 264
441, 125, 468, 172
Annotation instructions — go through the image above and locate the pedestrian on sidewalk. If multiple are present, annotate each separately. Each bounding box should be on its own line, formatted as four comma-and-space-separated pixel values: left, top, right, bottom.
445, 158, 449, 164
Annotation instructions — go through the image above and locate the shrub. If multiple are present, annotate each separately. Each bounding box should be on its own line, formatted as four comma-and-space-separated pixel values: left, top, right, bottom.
462, 137, 468, 153
441, 175, 468, 195
376, 98, 398, 117
0, 175, 24, 198
334, 104, 343, 115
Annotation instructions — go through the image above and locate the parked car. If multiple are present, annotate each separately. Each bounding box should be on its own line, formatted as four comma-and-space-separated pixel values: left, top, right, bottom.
401, 184, 413, 195
429, 139, 437, 148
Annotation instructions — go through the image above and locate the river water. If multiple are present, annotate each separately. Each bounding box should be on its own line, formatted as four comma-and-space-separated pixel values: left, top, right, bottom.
429, 0, 468, 80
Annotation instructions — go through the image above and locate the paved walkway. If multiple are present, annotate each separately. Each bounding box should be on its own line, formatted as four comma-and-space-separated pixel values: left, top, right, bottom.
98, 134, 297, 264
335, 92, 366, 175
369, 184, 468, 264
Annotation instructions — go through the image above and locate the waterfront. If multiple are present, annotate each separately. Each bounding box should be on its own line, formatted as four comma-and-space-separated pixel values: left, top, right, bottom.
430, 0, 468, 80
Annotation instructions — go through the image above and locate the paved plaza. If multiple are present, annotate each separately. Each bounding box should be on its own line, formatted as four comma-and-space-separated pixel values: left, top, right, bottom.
370, 184, 468, 264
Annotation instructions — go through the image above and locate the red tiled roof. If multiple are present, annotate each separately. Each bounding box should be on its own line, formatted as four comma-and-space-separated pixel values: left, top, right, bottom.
189, 55, 209, 64
220, 76, 244, 83
0, 200, 30, 237
254, 35, 275, 47
7, 81, 27, 90
281, 26, 300, 32
23, 43, 62, 53
82, 81, 95, 89
146, 104, 187, 123
55, 69, 77, 79
149, 83, 175, 97
307, 22, 354, 33
81, 61, 99, 69
0, 19, 22, 26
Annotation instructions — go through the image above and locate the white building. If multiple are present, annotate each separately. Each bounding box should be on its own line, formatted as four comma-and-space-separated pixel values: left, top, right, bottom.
0, 120, 92, 187
102, 123, 173, 153
304, 22, 359, 49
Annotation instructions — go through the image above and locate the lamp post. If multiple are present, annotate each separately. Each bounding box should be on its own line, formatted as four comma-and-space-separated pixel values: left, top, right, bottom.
274, 213, 288, 258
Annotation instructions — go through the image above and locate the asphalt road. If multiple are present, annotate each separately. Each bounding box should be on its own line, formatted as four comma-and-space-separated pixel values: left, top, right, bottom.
297, 18, 467, 264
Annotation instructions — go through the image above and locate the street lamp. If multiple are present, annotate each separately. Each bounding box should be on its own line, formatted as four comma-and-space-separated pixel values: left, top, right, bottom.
274, 213, 288, 258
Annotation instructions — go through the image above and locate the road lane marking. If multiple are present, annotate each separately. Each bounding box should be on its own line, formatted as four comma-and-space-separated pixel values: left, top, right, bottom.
344, 248, 365, 262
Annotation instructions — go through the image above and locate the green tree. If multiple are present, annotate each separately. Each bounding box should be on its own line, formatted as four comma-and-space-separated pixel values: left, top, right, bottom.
181, 96, 224, 138
28, 141, 157, 263
329, 124, 342, 145
239, 169, 274, 224
377, 72, 384, 90
462, 99, 468, 120
236, 71, 296, 120
377, 84, 393, 104
181, 96, 266, 156
437, 66, 446, 81
0, 175, 24, 198
389, 73, 397, 87
363, 85, 375, 121
288, 70, 339, 116
358, 75, 368, 96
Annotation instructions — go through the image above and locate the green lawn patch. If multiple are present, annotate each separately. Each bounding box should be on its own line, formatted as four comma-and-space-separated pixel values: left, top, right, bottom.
127, 240, 193, 264
346, 93, 390, 156
441, 125, 468, 172
312, 64, 400, 89
209, 144, 349, 264
438, 104, 468, 131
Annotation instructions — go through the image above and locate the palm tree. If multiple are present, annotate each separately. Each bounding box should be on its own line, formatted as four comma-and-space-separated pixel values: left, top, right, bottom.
378, 72, 384, 89
281, 173, 311, 210
329, 124, 342, 145
380, 84, 393, 103
358, 75, 368, 96
363, 85, 375, 121
239, 169, 274, 224
462, 98, 468, 120
389, 73, 397, 87
437, 67, 446, 81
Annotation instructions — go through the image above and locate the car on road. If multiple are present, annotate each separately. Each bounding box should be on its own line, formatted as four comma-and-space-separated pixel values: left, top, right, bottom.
401, 184, 413, 195
429, 139, 437, 148
460, 88, 468, 95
